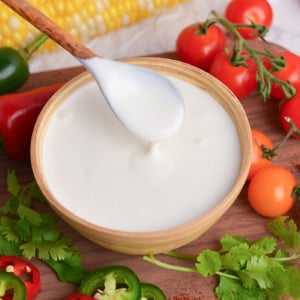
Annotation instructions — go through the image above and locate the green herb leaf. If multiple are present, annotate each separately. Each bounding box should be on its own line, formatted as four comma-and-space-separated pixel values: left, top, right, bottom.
0, 217, 19, 243
7, 170, 21, 196
17, 204, 41, 225
220, 234, 249, 252
196, 249, 222, 276
284, 265, 300, 298
267, 217, 300, 252
216, 272, 265, 300
144, 216, 300, 300
44, 250, 87, 285
0, 170, 86, 284
0, 236, 22, 256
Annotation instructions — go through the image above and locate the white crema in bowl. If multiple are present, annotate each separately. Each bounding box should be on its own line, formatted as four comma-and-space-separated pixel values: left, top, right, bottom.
41, 76, 241, 232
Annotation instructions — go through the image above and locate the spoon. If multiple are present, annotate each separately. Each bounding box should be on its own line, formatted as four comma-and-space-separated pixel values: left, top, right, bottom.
2, 0, 185, 142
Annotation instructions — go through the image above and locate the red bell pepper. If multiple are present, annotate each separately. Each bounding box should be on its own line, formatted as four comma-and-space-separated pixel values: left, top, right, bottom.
65, 293, 94, 300
0, 256, 41, 300
0, 82, 64, 161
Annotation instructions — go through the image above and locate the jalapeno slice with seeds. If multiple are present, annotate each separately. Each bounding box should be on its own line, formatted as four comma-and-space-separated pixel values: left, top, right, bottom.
78, 265, 141, 300
140, 283, 167, 300
0, 270, 26, 300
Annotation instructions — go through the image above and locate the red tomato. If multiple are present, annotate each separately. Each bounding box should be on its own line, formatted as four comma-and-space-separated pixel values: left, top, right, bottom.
225, 0, 273, 39
248, 165, 296, 217
247, 129, 273, 181
176, 23, 226, 71
279, 93, 300, 138
209, 49, 257, 99
264, 51, 300, 101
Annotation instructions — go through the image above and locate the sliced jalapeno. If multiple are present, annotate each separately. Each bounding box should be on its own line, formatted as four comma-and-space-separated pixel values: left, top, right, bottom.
140, 283, 167, 300
0, 270, 27, 300
78, 265, 141, 300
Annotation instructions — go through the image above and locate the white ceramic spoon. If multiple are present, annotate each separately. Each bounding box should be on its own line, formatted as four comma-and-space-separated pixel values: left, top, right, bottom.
2, 0, 184, 142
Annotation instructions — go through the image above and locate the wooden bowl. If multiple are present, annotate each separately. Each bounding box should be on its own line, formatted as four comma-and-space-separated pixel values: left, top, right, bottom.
31, 57, 252, 255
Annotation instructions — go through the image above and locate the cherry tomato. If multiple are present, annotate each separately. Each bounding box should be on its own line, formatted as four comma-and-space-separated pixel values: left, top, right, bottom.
176, 23, 226, 71
279, 93, 300, 138
247, 129, 273, 181
264, 51, 300, 101
225, 0, 273, 39
248, 165, 296, 217
209, 49, 257, 99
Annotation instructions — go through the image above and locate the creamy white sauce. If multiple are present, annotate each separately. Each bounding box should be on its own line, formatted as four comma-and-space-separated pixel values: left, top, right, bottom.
42, 76, 241, 232
79, 57, 184, 142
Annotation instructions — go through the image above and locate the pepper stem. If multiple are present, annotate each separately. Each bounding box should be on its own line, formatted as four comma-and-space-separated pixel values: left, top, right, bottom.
20, 34, 48, 61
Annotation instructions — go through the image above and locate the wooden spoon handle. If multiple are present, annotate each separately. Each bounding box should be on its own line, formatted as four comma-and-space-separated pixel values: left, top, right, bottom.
1, 0, 96, 59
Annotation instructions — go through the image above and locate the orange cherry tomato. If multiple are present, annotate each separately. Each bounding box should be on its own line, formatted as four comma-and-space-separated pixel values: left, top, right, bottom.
248, 165, 296, 217
247, 129, 273, 181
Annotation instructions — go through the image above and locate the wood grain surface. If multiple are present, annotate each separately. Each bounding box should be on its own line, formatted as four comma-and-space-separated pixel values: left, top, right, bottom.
1, 52, 300, 300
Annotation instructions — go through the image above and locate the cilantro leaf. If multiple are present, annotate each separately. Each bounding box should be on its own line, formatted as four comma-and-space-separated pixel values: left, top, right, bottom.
0, 217, 20, 243
44, 250, 87, 285
267, 217, 300, 252
20, 235, 72, 261
220, 234, 249, 252
0, 195, 20, 215
0, 170, 86, 284
196, 249, 222, 276
17, 204, 41, 225
145, 216, 300, 300
0, 236, 22, 256
252, 236, 277, 254
284, 265, 300, 298
216, 272, 265, 300
239, 255, 283, 289
221, 243, 251, 271
7, 170, 21, 196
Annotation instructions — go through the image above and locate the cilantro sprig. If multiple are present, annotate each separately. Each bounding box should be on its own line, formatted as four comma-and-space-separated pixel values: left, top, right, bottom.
0, 170, 86, 284
144, 217, 300, 299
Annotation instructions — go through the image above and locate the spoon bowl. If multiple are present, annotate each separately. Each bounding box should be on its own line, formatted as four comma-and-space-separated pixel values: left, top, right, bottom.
2, 0, 184, 142
79, 57, 184, 142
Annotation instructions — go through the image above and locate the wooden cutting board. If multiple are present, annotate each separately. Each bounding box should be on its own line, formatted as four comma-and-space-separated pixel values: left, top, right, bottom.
0, 51, 300, 300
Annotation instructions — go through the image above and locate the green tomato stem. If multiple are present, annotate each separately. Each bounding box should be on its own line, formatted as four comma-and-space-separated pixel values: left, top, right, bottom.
210, 10, 296, 100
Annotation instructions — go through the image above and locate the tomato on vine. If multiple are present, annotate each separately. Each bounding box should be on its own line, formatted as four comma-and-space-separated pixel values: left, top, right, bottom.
248, 166, 299, 217
264, 51, 300, 101
209, 49, 257, 99
176, 22, 226, 71
225, 0, 273, 39
280, 93, 300, 138
247, 129, 274, 181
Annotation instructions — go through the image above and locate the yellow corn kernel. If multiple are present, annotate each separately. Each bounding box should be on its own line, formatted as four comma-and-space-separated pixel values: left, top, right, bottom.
0, 0, 189, 53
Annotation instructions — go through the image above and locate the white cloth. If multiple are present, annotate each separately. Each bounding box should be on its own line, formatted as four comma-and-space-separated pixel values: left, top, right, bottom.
29, 0, 300, 73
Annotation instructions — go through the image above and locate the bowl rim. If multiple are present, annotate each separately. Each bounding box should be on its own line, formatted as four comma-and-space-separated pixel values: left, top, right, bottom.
31, 57, 252, 240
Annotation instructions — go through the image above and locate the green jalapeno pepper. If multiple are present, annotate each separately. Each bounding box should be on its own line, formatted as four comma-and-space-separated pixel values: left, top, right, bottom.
140, 283, 167, 300
0, 47, 29, 95
0, 34, 47, 95
0, 270, 27, 300
78, 265, 141, 300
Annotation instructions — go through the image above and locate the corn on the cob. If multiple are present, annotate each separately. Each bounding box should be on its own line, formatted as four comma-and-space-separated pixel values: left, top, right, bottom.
0, 0, 188, 52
